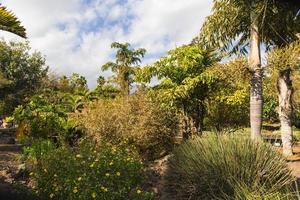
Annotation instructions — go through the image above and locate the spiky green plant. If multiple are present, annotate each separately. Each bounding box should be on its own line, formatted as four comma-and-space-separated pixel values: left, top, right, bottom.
163, 135, 297, 200
0, 5, 26, 38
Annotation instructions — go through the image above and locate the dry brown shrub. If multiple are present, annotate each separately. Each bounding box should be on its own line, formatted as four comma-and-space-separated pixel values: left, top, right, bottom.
73, 94, 179, 161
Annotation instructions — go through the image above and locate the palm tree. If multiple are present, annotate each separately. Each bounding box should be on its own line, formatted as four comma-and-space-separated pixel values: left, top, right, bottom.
268, 40, 300, 156
102, 42, 146, 96
0, 5, 26, 38
199, 0, 299, 139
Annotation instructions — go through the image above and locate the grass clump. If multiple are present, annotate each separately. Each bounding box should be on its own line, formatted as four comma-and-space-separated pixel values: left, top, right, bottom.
163, 134, 297, 200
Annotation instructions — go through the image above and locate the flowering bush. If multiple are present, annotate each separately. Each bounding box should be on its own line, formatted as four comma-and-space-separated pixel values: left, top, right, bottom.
29, 140, 153, 200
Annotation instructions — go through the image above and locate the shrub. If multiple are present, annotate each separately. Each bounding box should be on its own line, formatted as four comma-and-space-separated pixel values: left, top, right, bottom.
163, 135, 296, 200
14, 95, 67, 139
74, 94, 179, 161
14, 95, 83, 144
22, 139, 56, 167
29, 140, 154, 200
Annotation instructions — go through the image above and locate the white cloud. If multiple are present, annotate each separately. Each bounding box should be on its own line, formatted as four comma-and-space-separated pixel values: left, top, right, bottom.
0, 0, 212, 88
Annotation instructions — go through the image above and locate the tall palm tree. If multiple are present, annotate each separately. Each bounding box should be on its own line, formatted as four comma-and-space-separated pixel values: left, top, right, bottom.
0, 5, 26, 38
102, 42, 146, 96
199, 0, 299, 139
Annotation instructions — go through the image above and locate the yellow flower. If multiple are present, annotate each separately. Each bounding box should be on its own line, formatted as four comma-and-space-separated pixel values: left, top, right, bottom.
54, 174, 57, 177
116, 172, 121, 176
91, 192, 96, 198
105, 173, 110, 177
29, 172, 34, 176
90, 163, 95, 168
112, 146, 117, 153
93, 150, 97, 154
77, 177, 82, 181
76, 154, 81, 158
43, 168, 47, 173
109, 161, 113, 166
137, 189, 142, 194
49, 193, 54, 198
126, 157, 131, 161
100, 186, 108, 192
73, 187, 78, 193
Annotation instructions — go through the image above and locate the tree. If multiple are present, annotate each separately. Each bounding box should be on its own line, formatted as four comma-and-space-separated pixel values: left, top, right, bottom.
97, 75, 105, 87
0, 40, 47, 115
136, 44, 218, 138
206, 58, 251, 130
267, 40, 300, 156
199, 0, 300, 139
70, 73, 88, 93
102, 42, 146, 96
0, 5, 26, 38
94, 75, 120, 99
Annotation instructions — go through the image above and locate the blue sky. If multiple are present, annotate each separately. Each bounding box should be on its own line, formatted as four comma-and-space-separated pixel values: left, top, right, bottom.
0, 0, 213, 88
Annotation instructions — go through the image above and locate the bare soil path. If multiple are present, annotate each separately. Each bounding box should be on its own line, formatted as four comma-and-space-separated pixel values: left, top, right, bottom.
0, 144, 27, 200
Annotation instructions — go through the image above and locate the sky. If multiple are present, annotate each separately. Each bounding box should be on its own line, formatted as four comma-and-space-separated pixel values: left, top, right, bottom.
0, 0, 213, 88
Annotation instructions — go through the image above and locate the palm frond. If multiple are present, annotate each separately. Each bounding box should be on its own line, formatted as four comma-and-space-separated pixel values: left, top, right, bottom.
0, 5, 26, 38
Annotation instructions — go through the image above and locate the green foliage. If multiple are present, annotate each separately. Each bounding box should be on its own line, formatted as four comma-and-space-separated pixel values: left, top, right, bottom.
69, 73, 88, 93
205, 58, 250, 129
102, 42, 146, 96
3, 116, 14, 123
198, 0, 300, 54
0, 40, 47, 115
267, 40, 300, 73
29, 140, 153, 200
22, 139, 56, 167
13, 95, 68, 140
137, 44, 218, 135
74, 94, 179, 161
263, 96, 278, 123
0, 5, 26, 38
137, 45, 217, 105
163, 134, 296, 200
93, 75, 120, 99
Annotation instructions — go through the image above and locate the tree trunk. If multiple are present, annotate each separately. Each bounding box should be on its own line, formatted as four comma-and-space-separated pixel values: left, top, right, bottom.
277, 68, 293, 157
249, 7, 263, 140
196, 101, 204, 134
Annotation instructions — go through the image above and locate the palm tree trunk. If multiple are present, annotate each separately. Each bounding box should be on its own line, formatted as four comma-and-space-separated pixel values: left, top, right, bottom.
249, 8, 263, 140
277, 68, 293, 157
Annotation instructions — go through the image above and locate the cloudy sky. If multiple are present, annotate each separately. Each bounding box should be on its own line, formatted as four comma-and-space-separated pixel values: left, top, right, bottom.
0, 0, 213, 88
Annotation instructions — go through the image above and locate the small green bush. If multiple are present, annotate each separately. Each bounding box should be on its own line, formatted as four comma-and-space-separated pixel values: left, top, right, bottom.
14, 95, 67, 139
14, 95, 84, 145
22, 139, 56, 166
163, 135, 296, 200
29, 140, 153, 200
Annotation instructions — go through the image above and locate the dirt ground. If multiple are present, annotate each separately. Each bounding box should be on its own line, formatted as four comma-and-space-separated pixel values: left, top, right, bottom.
287, 145, 300, 184
0, 144, 26, 200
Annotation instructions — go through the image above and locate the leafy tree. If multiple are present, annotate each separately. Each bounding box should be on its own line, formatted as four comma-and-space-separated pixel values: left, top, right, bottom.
97, 75, 105, 87
199, 0, 300, 139
137, 44, 217, 138
0, 71, 11, 88
206, 58, 250, 130
102, 42, 146, 96
94, 75, 120, 99
0, 5, 26, 38
70, 73, 88, 93
0, 41, 48, 115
